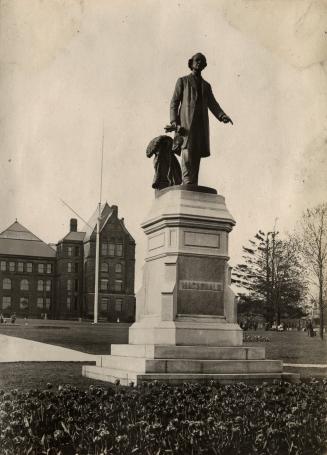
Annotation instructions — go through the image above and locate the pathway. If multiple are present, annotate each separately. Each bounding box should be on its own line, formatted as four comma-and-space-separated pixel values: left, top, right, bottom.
0, 334, 99, 362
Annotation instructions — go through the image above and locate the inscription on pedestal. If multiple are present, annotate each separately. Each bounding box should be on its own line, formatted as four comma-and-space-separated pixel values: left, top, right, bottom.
184, 231, 220, 248
177, 256, 225, 315
179, 280, 223, 291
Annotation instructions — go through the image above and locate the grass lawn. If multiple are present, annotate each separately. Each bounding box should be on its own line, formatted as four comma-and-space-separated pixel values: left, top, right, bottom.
0, 322, 326, 391
0, 362, 109, 392
0, 320, 325, 364
244, 329, 327, 364
0, 318, 130, 354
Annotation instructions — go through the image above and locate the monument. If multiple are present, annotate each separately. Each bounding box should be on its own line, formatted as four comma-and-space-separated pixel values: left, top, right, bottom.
83, 53, 297, 384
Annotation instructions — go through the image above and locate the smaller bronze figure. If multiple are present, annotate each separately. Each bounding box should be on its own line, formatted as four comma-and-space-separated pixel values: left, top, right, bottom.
146, 135, 182, 190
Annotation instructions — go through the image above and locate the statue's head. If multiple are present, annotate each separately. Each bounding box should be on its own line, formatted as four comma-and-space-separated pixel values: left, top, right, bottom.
188, 53, 207, 71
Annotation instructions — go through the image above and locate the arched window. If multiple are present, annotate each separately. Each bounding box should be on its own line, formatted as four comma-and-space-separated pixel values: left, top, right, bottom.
115, 263, 122, 273
20, 279, 29, 291
37, 280, 44, 291
3, 278, 11, 290
101, 262, 109, 273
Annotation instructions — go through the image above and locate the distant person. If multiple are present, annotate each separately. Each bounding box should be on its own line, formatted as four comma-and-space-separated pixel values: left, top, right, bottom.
10, 313, 16, 324
0, 314, 4, 324
307, 320, 314, 337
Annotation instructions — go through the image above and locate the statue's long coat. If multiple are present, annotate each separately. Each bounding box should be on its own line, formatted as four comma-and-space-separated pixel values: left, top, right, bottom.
170, 74, 226, 158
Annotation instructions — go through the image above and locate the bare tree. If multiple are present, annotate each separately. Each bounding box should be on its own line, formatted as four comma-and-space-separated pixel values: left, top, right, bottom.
296, 203, 327, 339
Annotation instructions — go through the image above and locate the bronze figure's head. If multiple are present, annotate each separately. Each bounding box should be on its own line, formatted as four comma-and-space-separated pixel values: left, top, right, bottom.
188, 53, 207, 71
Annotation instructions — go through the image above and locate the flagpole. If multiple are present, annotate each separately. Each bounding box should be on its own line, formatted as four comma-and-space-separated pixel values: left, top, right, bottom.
94, 202, 101, 324
93, 124, 105, 324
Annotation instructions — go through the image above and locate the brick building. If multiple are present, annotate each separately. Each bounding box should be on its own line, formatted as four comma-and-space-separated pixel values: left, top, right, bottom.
0, 221, 56, 318
0, 203, 136, 321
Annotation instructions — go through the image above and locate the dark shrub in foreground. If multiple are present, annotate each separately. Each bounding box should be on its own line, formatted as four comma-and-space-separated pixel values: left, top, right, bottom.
0, 379, 326, 454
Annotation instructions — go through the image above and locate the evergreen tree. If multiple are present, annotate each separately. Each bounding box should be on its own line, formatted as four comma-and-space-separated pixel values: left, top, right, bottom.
232, 230, 306, 324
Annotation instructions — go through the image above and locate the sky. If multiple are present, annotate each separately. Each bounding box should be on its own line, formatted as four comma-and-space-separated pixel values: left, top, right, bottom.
0, 0, 326, 289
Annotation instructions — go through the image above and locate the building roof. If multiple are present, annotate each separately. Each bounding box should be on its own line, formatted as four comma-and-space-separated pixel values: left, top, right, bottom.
83, 202, 112, 243
0, 221, 56, 258
82, 202, 135, 243
62, 231, 86, 242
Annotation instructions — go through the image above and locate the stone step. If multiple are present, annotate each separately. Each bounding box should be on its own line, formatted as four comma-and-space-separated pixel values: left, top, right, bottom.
96, 355, 282, 374
110, 344, 265, 360
82, 365, 299, 386
83, 365, 138, 385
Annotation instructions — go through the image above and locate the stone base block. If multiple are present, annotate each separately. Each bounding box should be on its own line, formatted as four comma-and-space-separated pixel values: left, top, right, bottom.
110, 344, 266, 360
82, 365, 299, 386
128, 317, 243, 346
97, 356, 282, 374
82, 343, 299, 385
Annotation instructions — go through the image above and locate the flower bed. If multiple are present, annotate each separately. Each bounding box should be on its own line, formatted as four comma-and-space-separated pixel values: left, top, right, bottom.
0, 379, 326, 455
243, 334, 271, 342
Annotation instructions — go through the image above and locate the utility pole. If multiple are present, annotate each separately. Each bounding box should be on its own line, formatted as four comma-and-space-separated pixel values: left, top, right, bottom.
60, 123, 105, 325
93, 124, 105, 324
94, 202, 101, 324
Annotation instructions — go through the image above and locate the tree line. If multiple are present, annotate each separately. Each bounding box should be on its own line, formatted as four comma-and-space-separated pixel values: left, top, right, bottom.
232, 203, 327, 339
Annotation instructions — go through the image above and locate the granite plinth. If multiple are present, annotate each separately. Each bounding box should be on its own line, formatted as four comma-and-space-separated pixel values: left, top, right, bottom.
83, 187, 298, 385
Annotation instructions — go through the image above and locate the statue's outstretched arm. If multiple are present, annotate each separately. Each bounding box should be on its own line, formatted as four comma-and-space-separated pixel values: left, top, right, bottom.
207, 85, 226, 121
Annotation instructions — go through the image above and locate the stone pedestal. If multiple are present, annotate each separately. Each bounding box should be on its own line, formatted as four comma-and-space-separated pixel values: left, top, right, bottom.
83, 186, 298, 385
129, 186, 241, 346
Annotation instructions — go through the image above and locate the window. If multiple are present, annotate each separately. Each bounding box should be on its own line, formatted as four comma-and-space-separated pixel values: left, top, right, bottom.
45, 298, 51, 310
116, 244, 123, 257
0, 261, 6, 272
46, 280, 51, 292
37, 297, 44, 309
66, 297, 71, 311
108, 243, 115, 256
2, 296, 11, 309
101, 242, 108, 256
9, 262, 15, 272
74, 262, 79, 273
38, 263, 44, 273
115, 298, 123, 312
3, 278, 11, 290
37, 280, 44, 291
20, 297, 29, 310
67, 262, 72, 273
17, 262, 24, 272
26, 263, 32, 273
100, 279, 108, 291
20, 279, 29, 291
74, 279, 78, 292
46, 264, 52, 274
115, 263, 122, 273
101, 262, 109, 273
67, 247, 73, 257
74, 246, 79, 256
115, 280, 123, 292
101, 298, 109, 311
67, 279, 72, 291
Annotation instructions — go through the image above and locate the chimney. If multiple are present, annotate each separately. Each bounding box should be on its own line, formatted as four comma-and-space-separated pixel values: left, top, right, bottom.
70, 218, 77, 232
111, 205, 118, 217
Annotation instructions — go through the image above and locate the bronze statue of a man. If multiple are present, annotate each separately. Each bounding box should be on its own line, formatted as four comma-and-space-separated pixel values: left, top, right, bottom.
169, 53, 233, 185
